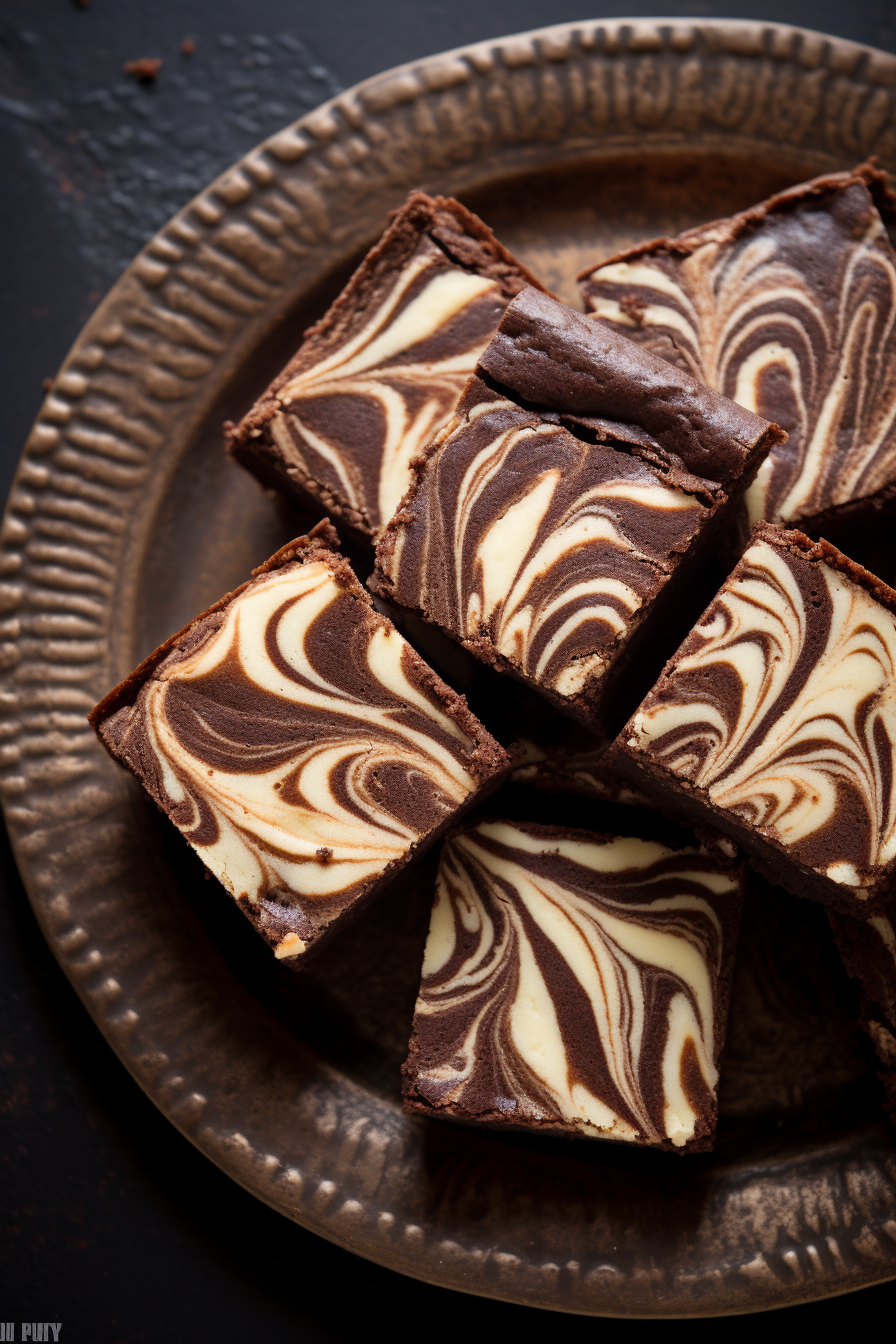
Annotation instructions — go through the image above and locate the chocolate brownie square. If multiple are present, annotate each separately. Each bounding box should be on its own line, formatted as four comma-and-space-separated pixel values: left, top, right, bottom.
610, 522, 896, 916
227, 191, 546, 542
372, 287, 784, 732
89, 521, 510, 964
581, 163, 896, 545
402, 815, 743, 1150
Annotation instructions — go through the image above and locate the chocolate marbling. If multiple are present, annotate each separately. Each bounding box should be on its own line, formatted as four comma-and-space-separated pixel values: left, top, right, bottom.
403, 817, 742, 1151
227, 191, 546, 541
89, 521, 510, 964
611, 522, 896, 915
581, 163, 896, 539
373, 288, 784, 730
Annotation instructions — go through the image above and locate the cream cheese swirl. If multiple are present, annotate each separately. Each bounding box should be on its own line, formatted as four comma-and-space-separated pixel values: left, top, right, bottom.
582, 176, 896, 527
269, 236, 506, 533
628, 534, 896, 895
405, 820, 737, 1148
97, 544, 506, 958
375, 397, 708, 710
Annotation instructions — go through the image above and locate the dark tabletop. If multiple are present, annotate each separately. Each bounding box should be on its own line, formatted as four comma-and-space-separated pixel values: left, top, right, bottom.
2, 3, 896, 1340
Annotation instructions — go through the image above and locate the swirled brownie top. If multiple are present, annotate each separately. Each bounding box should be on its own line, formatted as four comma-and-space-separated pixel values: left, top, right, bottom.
402, 817, 742, 1151
613, 522, 896, 915
373, 288, 784, 729
227, 191, 546, 541
580, 163, 896, 536
88, 521, 510, 965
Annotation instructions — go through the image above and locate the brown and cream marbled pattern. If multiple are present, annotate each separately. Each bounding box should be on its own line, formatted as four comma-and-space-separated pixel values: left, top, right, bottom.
581, 166, 896, 531
403, 819, 741, 1150
90, 524, 509, 962
229, 193, 544, 540
373, 288, 783, 728
374, 386, 710, 714
620, 524, 896, 909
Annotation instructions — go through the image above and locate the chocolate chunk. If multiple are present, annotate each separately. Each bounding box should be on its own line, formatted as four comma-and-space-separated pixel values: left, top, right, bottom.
829, 905, 896, 1122
372, 289, 784, 732
89, 520, 510, 964
227, 192, 546, 542
581, 162, 896, 542
402, 816, 743, 1151
610, 520, 896, 915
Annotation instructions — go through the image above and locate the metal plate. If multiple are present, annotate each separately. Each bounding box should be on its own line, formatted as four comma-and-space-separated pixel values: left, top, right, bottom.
2, 18, 896, 1317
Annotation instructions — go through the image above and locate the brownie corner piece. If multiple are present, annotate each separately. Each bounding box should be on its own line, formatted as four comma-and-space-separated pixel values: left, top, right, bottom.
580, 162, 896, 544
373, 287, 783, 732
611, 520, 896, 916
89, 520, 510, 966
226, 190, 546, 543
402, 815, 743, 1152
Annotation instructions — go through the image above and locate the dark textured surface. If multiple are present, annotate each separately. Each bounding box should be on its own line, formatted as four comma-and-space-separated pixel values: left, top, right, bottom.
3, 4, 896, 1338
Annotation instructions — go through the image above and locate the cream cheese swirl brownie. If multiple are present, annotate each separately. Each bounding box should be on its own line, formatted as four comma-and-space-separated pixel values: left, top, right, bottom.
89, 521, 510, 965
581, 164, 896, 540
373, 288, 784, 731
228, 192, 546, 542
610, 523, 896, 915
402, 818, 742, 1151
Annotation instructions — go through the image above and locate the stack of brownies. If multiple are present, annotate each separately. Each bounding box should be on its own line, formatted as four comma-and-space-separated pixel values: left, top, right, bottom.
90, 164, 896, 1152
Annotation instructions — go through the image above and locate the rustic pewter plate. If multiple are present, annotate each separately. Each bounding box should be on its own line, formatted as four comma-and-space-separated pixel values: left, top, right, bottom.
3, 16, 896, 1318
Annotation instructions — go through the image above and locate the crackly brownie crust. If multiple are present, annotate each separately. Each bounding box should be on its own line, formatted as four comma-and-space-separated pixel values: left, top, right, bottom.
402, 815, 743, 1152
226, 191, 547, 542
90, 520, 511, 965
610, 521, 896, 916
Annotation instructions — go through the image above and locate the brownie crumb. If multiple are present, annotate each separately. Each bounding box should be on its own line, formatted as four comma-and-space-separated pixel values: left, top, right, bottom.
42, 377, 53, 392
181, 38, 196, 57
316, 847, 333, 863
124, 57, 162, 84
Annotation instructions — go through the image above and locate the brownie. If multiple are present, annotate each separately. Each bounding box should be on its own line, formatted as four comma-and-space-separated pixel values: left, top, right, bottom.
828, 905, 896, 1122
580, 163, 896, 544
88, 521, 511, 965
609, 521, 896, 916
227, 191, 547, 543
372, 287, 785, 732
402, 815, 743, 1151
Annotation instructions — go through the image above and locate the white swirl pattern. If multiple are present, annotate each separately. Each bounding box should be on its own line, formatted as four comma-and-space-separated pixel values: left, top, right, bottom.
269, 240, 504, 532
124, 559, 489, 957
410, 821, 735, 1147
378, 397, 708, 706
583, 181, 896, 526
629, 536, 896, 893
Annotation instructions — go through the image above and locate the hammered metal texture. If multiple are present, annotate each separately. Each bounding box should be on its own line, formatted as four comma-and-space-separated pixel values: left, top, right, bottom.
2, 18, 896, 1316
